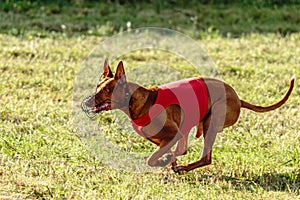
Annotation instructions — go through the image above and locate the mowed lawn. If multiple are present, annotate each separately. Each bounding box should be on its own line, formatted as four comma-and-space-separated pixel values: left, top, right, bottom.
0, 2, 300, 199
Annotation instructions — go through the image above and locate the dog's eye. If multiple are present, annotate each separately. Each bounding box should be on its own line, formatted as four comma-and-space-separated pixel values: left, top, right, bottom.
104, 88, 110, 93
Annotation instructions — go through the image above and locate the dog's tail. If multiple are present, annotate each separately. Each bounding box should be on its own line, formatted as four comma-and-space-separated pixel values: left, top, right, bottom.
241, 76, 295, 113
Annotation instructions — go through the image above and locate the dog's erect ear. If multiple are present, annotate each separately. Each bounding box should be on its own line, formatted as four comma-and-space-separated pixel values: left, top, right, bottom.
103, 58, 113, 78
115, 61, 126, 84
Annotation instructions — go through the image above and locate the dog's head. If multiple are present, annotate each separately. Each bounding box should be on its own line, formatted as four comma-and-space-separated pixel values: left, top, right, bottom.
82, 59, 129, 117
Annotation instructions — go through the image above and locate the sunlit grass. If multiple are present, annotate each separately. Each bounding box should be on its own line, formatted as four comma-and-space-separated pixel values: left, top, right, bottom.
1, 32, 299, 199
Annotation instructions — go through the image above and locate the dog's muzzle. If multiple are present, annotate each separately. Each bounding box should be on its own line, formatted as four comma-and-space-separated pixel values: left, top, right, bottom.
81, 95, 112, 118
81, 96, 97, 118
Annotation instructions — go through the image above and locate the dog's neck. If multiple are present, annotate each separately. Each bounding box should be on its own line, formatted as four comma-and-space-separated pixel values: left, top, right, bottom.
120, 82, 158, 120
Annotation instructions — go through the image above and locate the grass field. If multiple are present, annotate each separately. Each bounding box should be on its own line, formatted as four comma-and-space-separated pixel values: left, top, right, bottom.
0, 1, 299, 199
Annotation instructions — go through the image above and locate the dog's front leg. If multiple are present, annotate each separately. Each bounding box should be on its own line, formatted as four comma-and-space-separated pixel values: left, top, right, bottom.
174, 133, 189, 157
169, 134, 189, 167
147, 132, 182, 167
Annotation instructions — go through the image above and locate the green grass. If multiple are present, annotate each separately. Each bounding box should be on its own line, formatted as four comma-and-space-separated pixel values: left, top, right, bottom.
0, 1, 300, 199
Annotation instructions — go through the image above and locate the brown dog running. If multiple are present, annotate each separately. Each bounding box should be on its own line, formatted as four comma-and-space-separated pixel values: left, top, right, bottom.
82, 59, 294, 174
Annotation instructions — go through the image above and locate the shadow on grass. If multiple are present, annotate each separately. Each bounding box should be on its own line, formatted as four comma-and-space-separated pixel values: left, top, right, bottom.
170, 170, 299, 193
221, 172, 300, 192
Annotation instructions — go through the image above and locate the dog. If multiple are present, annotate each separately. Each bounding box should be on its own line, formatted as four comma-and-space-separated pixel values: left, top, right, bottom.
82, 59, 294, 173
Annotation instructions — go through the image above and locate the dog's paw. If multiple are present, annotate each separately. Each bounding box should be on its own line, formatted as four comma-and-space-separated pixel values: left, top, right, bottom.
157, 153, 174, 167
172, 165, 187, 175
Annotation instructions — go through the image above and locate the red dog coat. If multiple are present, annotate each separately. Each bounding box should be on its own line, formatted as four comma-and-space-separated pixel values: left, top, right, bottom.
131, 78, 209, 139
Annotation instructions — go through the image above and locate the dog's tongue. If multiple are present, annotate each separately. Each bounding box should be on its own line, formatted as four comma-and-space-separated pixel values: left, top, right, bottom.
94, 103, 111, 112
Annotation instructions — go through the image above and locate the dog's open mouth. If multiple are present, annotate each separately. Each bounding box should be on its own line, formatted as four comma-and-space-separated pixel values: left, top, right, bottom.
93, 102, 112, 112
81, 96, 111, 118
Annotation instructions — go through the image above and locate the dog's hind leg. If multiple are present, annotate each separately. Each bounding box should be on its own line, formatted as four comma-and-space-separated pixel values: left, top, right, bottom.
171, 122, 204, 167
172, 119, 217, 173
172, 100, 226, 173
196, 122, 204, 138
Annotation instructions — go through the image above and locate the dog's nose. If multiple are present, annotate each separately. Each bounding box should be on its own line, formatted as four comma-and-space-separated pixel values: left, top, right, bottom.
82, 95, 95, 108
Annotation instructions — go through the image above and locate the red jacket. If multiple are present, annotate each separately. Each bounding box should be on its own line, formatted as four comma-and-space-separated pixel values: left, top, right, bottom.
131, 78, 208, 138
